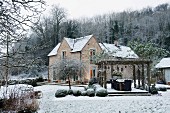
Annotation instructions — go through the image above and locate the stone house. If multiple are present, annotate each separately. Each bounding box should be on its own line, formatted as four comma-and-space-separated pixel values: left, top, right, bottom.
48, 34, 138, 82
155, 58, 170, 84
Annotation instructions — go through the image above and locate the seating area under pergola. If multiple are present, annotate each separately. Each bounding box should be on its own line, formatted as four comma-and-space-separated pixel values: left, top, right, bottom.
96, 58, 152, 90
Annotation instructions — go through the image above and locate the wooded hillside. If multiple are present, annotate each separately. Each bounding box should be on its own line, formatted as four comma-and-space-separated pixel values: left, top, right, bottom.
12, 3, 170, 75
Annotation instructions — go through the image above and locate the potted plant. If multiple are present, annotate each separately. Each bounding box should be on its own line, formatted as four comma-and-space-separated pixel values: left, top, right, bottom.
112, 71, 123, 79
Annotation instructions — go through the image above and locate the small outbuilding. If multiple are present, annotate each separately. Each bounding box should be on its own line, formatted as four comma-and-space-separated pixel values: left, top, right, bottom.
155, 58, 170, 84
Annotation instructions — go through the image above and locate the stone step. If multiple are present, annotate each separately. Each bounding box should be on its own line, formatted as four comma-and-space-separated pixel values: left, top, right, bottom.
108, 93, 151, 96
108, 91, 149, 94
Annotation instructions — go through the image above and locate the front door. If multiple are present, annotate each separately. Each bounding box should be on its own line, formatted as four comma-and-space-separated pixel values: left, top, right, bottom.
90, 67, 96, 78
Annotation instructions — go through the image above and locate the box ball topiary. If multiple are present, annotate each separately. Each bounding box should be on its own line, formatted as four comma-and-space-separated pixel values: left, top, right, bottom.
73, 90, 81, 96
96, 88, 108, 97
158, 87, 167, 91
81, 91, 87, 96
55, 89, 68, 97
92, 84, 102, 91
150, 85, 158, 94
86, 89, 95, 97
68, 89, 73, 95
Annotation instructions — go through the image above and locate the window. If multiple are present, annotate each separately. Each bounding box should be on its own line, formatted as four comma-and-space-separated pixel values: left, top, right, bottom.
61, 51, 66, 59
121, 67, 123, 72
117, 66, 119, 71
89, 49, 96, 63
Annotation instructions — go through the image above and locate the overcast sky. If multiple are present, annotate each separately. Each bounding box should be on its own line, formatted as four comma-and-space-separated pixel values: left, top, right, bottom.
45, 0, 170, 19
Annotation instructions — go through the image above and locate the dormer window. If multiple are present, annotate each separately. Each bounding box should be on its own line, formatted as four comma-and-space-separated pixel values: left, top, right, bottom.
61, 51, 66, 59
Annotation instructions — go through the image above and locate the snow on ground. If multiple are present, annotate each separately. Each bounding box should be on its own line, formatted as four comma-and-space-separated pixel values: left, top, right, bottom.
34, 85, 170, 113
10, 71, 48, 80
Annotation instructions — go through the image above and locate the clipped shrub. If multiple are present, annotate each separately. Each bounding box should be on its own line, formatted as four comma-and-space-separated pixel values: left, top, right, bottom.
67, 89, 73, 95
86, 89, 95, 97
73, 90, 81, 96
85, 84, 101, 91
55, 89, 68, 98
81, 91, 87, 96
86, 85, 93, 90
29, 79, 38, 87
157, 80, 166, 84
96, 88, 108, 97
150, 85, 158, 94
36, 76, 44, 82
89, 77, 98, 85
157, 87, 167, 91
84, 86, 88, 91
92, 84, 101, 91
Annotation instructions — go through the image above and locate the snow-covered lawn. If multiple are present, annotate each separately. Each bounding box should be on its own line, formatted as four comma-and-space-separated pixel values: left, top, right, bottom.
34, 85, 170, 113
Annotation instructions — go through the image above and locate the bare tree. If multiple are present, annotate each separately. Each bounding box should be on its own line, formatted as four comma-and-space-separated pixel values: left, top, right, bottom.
0, 0, 45, 86
60, 19, 80, 39
51, 5, 67, 47
51, 59, 86, 89
29, 5, 67, 65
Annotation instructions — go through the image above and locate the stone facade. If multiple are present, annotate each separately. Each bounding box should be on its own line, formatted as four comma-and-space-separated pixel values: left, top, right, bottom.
48, 35, 137, 82
48, 35, 102, 82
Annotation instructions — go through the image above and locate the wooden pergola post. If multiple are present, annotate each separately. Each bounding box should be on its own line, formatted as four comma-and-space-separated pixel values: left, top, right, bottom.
111, 65, 113, 78
104, 70, 107, 89
142, 64, 145, 89
101, 63, 104, 87
98, 64, 101, 86
133, 65, 136, 88
147, 63, 151, 92
137, 66, 141, 88
96, 59, 152, 90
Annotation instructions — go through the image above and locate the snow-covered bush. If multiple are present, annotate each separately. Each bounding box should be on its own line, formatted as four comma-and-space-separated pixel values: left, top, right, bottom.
157, 87, 167, 91
81, 91, 87, 96
67, 89, 73, 95
89, 77, 98, 85
85, 84, 101, 91
84, 86, 88, 90
19, 79, 38, 87
0, 84, 38, 112
150, 85, 158, 94
55, 89, 68, 97
96, 88, 108, 97
92, 84, 102, 91
36, 76, 44, 82
86, 89, 95, 97
73, 90, 81, 96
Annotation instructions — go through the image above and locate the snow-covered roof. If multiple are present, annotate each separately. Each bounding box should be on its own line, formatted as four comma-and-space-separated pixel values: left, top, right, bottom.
48, 43, 61, 56
99, 43, 138, 59
48, 35, 93, 57
155, 58, 170, 68
65, 35, 93, 52
64, 37, 74, 49
48, 35, 138, 58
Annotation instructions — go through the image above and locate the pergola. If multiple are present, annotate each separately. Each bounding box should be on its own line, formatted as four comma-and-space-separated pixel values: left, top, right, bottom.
95, 58, 152, 90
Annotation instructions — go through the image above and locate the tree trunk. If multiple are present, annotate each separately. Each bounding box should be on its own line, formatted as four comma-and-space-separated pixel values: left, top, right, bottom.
5, 34, 9, 87
68, 75, 71, 89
